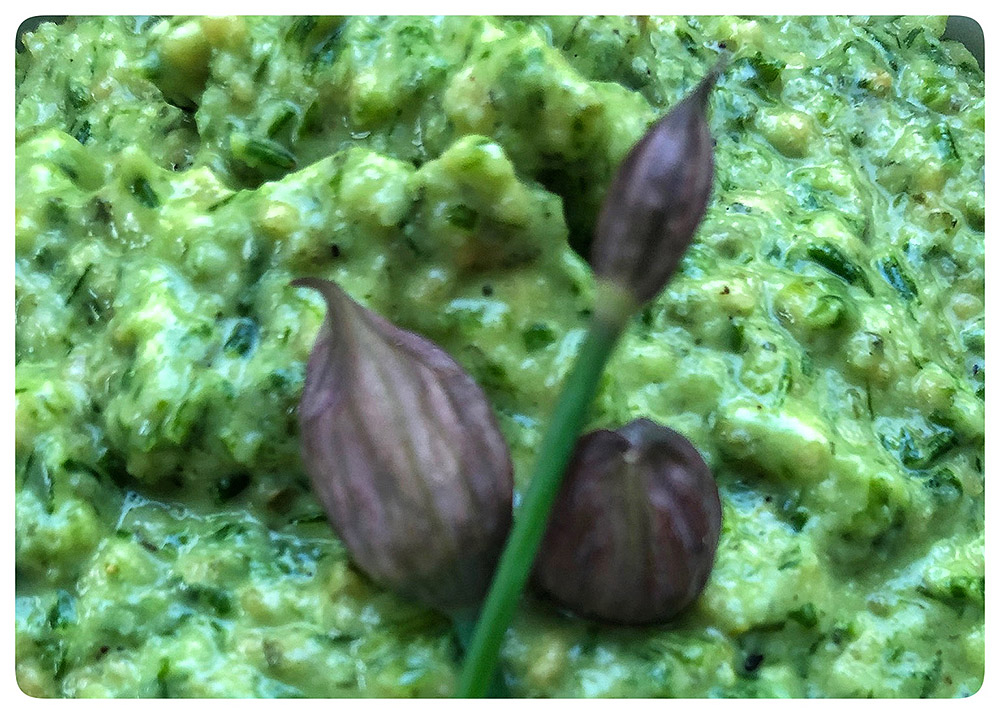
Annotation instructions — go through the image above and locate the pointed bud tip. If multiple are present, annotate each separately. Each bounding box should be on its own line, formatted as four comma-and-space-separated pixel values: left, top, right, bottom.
688, 54, 727, 110
292, 277, 358, 322
292, 276, 338, 298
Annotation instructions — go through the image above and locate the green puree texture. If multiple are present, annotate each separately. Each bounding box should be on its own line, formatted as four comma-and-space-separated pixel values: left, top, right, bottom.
15, 16, 984, 698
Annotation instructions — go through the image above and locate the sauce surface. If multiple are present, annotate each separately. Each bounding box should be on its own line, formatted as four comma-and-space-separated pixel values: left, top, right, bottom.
15, 16, 984, 697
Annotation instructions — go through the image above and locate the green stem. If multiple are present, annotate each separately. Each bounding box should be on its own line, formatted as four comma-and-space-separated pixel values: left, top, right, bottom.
456, 285, 633, 698
450, 612, 508, 697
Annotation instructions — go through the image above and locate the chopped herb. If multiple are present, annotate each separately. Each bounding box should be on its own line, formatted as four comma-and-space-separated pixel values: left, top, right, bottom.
73, 120, 92, 145
90, 196, 113, 223
268, 367, 299, 389
728, 321, 746, 352
925, 468, 963, 502
789, 603, 819, 628
231, 133, 297, 171
446, 204, 479, 231
157, 658, 171, 697
212, 522, 248, 540
45, 198, 68, 226
289, 16, 317, 42
861, 27, 898, 71
129, 176, 160, 208
639, 305, 656, 328
180, 582, 234, 617
780, 499, 809, 532
57, 162, 79, 182
829, 624, 853, 646
307, 22, 345, 66
47, 590, 77, 629
65, 265, 94, 306
962, 325, 984, 352
778, 557, 801, 571
207, 194, 237, 212
932, 123, 960, 162
748, 51, 783, 85
903, 27, 923, 46
224, 317, 259, 357
884, 424, 957, 470
674, 28, 697, 52
523, 323, 556, 351
62, 457, 104, 480
777, 359, 793, 394
65, 80, 90, 109
23, 451, 54, 513
266, 103, 298, 138
877, 256, 918, 300
806, 243, 873, 295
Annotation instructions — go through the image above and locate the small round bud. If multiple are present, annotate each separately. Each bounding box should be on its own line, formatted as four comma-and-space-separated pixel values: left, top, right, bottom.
533, 418, 721, 624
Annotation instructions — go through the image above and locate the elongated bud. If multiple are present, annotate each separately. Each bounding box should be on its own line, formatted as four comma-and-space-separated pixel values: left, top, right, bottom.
292, 277, 513, 613
591, 63, 721, 306
533, 418, 721, 624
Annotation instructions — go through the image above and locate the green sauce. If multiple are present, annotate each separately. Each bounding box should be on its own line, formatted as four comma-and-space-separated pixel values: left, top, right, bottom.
16, 16, 984, 697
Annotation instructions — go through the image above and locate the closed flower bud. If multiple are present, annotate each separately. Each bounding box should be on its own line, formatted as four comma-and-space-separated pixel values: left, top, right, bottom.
533, 418, 721, 624
292, 277, 513, 613
591, 64, 721, 306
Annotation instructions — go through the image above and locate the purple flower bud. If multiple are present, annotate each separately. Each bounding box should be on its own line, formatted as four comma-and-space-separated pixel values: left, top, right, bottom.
292, 277, 513, 613
591, 65, 721, 306
533, 418, 721, 624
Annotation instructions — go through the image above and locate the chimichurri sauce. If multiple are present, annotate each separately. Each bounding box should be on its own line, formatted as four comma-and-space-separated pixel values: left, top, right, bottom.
16, 16, 984, 697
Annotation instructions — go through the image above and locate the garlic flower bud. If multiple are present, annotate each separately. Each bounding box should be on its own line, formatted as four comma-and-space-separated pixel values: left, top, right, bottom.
533, 418, 721, 624
293, 278, 513, 613
591, 64, 721, 306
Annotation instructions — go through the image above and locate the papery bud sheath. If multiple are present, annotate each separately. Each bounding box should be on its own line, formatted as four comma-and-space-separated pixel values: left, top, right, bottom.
591, 65, 721, 306
293, 277, 514, 613
533, 418, 722, 624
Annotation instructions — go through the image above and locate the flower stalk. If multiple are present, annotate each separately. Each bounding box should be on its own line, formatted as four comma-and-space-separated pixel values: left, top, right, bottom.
456, 285, 630, 697
456, 63, 722, 698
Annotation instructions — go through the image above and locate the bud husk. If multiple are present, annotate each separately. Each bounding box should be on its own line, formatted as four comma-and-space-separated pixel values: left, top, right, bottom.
591, 63, 721, 306
293, 277, 514, 614
533, 418, 722, 625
